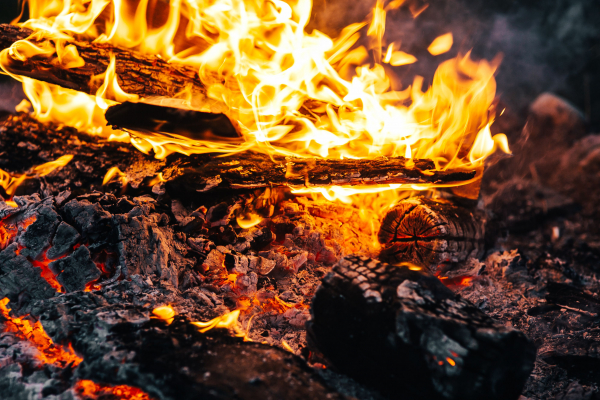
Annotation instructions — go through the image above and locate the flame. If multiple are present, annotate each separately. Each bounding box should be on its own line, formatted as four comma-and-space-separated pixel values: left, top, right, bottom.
102, 166, 127, 185
1, 0, 510, 211
6, 0, 508, 167
191, 309, 245, 336
152, 305, 175, 324
0, 297, 82, 367
428, 33, 453, 56
236, 212, 263, 229
74, 380, 155, 400
0, 155, 73, 197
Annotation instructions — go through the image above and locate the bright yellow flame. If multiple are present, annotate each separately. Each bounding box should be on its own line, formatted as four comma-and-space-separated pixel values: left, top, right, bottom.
428, 33, 453, 56
191, 310, 245, 336
236, 213, 263, 229
152, 305, 175, 325
102, 166, 127, 185
0, 155, 73, 196
3, 0, 510, 207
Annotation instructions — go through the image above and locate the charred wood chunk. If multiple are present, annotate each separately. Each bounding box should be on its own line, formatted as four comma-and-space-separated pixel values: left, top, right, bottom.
378, 197, 484, 271
17, 205, 60, 260
48, 246, 101, 292
46, 222, 81, 260
308, 256, 536, 400
0, 243, 56, 303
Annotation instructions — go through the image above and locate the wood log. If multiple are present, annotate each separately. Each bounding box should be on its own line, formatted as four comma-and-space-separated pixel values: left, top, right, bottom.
378, 197, 484, 272
0, 24, 219, 108
0, 114, 476, 201
308, 255, 536, 400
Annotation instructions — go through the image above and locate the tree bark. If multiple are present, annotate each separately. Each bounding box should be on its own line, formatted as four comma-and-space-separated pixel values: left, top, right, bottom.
308, 255, 536, 400
378, 197, 485, 272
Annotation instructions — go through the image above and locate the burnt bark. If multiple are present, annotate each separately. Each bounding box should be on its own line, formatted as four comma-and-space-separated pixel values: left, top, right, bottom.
308, 255, 536, 400
0, 24, 210, 103
0, 113, 476, 201
378, 197, 485, 272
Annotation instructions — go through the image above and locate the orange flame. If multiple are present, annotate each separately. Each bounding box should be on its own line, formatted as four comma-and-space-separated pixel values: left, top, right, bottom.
152, 305, 175, 325
0, 155, 73, 197
0, 297, 82, 367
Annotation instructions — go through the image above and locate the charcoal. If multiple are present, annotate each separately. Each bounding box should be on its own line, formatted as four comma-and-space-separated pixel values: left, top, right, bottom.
48, 246, 101, 292
0, 243, 56, 304
308, 255, 536, 400
46, 222, 80, 260
62, 199, 113, 244
17, 205, 59, 260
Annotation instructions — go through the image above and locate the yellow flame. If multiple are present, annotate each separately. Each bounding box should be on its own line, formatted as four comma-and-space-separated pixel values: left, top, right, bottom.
3, 0, 510, 206
0, 155, 73, 196
102, 166, 127, 185
152, 305, 175, 325
236, 213, 263, 229
428, 33, 453, 56
191, 310, 245, 336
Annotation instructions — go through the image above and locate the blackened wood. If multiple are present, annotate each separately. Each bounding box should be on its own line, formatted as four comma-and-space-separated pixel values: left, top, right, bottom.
167, 153, 477, 191
0, 114, 477, 199
378, 197, 484, 271
308, 255, 536, 400
105, 101, 240, 140
0, 24, 209, 101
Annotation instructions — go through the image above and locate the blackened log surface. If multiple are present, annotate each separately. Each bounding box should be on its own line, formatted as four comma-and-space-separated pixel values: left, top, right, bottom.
49, 246, 101, 292
308, 256, 536, 400
378, 197, 484, 271
35, 291, 345, 400
167, 153, 477, 192
0, 25, 217, 107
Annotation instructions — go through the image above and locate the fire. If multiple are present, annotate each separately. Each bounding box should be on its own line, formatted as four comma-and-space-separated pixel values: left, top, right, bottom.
0, 297, 82, 367
2, 0, 508, 173
74, 380, 155, 400
152, 305, 175, 324
428, 33, 453, 56
191, 309, 245, 336
0, 155, 73, 197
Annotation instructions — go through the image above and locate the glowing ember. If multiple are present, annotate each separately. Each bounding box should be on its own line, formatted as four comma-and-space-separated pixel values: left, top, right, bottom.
0, 297, 82, 367
74, 379, 155, 400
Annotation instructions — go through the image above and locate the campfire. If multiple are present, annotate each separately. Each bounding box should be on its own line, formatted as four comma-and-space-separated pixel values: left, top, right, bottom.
0, 0, 597, 399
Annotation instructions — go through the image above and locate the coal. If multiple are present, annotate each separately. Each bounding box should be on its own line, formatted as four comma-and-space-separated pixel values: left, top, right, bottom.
49, 246, 101, 292
46, 221, 80, 259
308, 255, 536, 400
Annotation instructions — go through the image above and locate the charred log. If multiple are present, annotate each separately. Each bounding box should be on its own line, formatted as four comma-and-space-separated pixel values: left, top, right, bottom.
378, 197, 485, 272
0, 113, 476, 201
308, 255, 536, 400
0, 24, 215, 105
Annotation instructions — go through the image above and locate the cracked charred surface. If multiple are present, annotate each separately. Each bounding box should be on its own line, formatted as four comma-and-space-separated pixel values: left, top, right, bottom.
308, 255, 536, 400
0, 24, 212, 106
378, 197, 485, 272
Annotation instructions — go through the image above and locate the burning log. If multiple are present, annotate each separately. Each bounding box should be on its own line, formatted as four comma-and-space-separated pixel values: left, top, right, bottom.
0, 113, 476, 198
308, 255, 536, 400
378, 197, 485, 272
0, 24, 214, 106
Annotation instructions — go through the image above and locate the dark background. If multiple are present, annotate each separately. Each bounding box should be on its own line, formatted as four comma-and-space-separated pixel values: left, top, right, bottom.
1, 0, 599, 129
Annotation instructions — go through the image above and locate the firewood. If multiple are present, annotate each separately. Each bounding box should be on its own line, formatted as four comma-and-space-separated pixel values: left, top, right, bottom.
0, 24, 211, 103
308, 255, 536, 400
378, 197, 484, 271
0, 114, 476, 199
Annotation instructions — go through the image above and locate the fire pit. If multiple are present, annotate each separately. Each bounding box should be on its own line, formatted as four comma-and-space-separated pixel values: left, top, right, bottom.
0, 0, 598, 399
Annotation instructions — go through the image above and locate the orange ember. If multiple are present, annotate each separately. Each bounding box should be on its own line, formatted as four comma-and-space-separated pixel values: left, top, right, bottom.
74, 379, 155, 400
0, 297, 82, 367
31, 252, 63, 292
